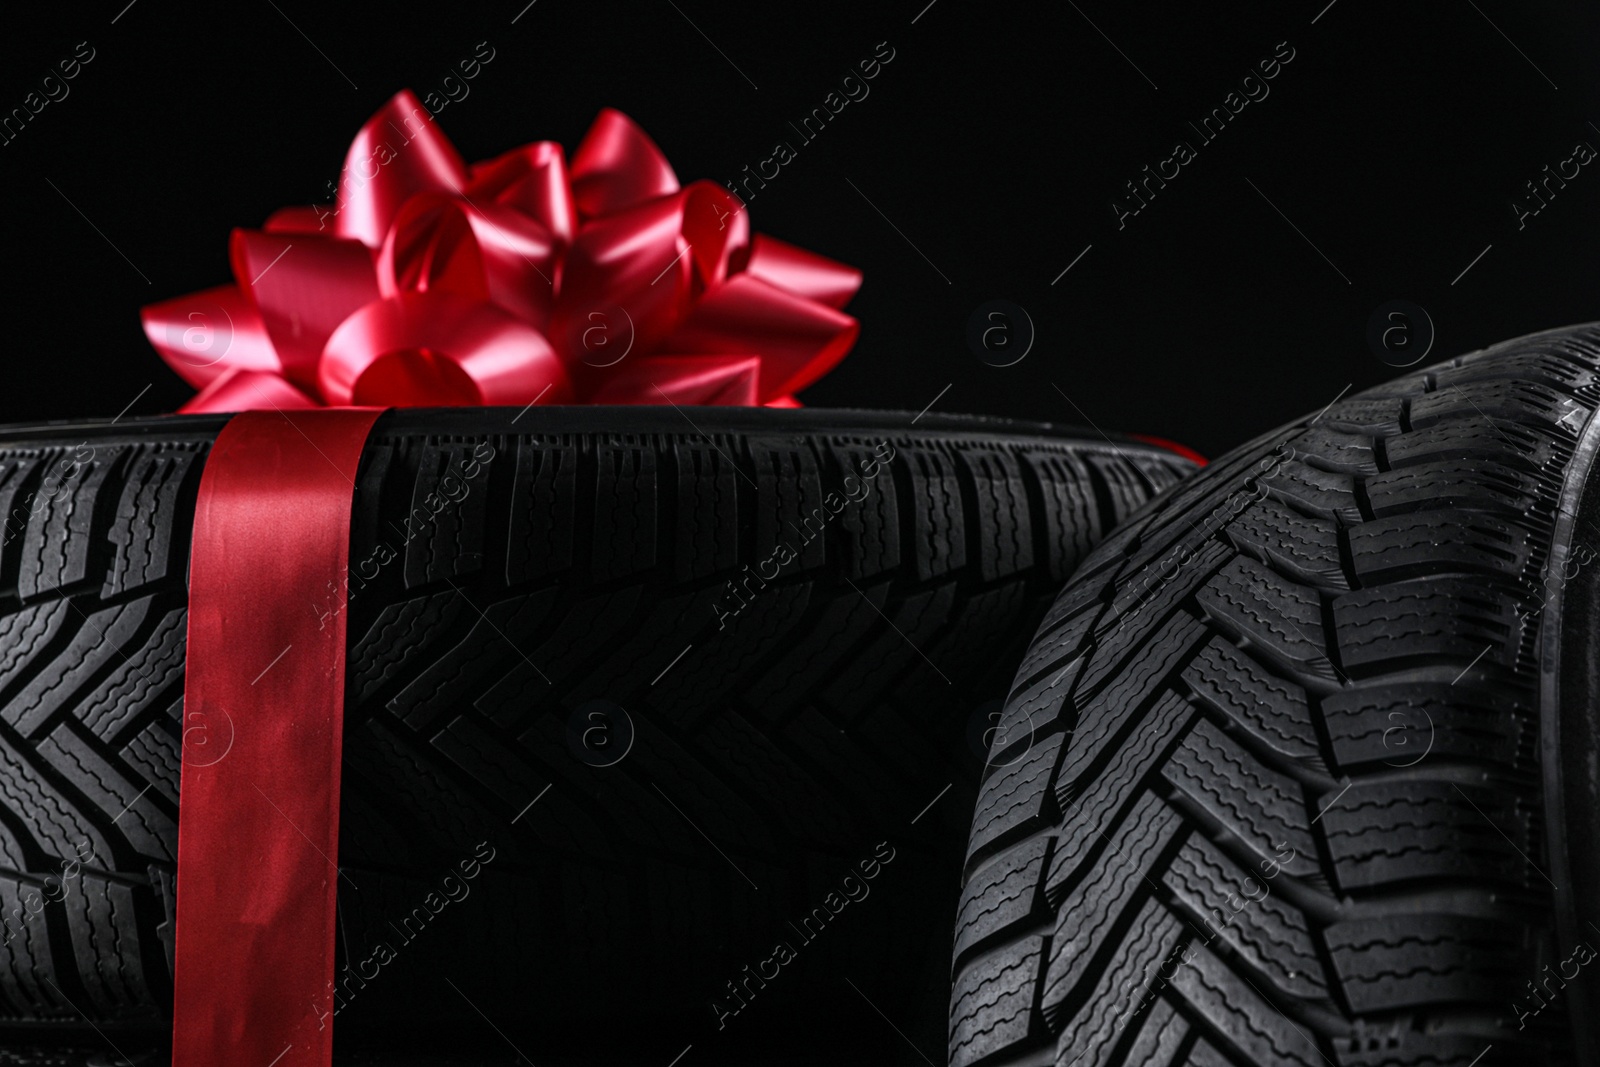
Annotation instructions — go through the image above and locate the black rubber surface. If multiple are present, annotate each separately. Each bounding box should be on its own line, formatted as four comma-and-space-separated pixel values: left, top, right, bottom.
950, 325, 1600, 1067
0, 405, 1191, 1061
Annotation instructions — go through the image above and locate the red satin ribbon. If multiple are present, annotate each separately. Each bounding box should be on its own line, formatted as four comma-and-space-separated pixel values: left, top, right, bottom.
142, 92, 862, 412
173, 409, 383, 1067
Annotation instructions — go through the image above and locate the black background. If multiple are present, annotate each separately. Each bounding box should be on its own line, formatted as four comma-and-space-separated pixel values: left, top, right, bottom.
3, 0, 1600, 458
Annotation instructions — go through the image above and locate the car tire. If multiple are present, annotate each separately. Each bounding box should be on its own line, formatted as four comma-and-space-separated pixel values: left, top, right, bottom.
952, 324, 1600, 1067
0, 404, 1191, 1060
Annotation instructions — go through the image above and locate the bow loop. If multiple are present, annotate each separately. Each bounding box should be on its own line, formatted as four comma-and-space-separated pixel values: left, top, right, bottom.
333, 89, 470, 248
229, 230, 379, 392
681, 181, 751, 292
467, 141, 578, 245
319, 292, 573, 407
570, 108, 679, 218
378, 194, 559, 328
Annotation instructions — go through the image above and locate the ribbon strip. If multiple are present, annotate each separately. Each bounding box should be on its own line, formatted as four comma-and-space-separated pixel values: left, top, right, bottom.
173, 408, 384, 1067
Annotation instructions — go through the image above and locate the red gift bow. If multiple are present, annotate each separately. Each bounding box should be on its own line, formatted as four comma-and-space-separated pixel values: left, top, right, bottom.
143, 91, 862, 412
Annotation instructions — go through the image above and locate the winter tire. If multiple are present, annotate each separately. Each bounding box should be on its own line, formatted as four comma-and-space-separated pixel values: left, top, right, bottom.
0, 405, 1190, 1061
951, 324, 1600, 1067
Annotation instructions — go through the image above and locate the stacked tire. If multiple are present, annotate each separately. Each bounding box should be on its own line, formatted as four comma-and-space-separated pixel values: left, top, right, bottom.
0, 406, 1191, 1061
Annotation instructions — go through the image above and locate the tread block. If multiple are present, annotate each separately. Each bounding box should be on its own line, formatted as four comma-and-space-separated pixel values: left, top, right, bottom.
750, 438, 828, 575
401, 442, 493, 589
590, 437, 659, 582
1433, 345, 1600, 393
0, 874, 69, 1017
147, 863, 176, 989
1320, 780, 1537, 890
672, 441, 740, 583
1042, 790, 1181, 1010
345, 716, 526, 866
1181, 635, 1322, 766
1031, 563, 1114, 648
1134, 454, 1194, 497
1225, 496, 1351, 592
428, 714, 553, 813
991, 652, 1079, 765
1161, 718, 1318, 880
1291, 426, 1379, 475
1315, 396, 1406, 436
1385, 420, 1553, 473
627, 718, 778, 856
828, 439, 902, 581
1194, 555, 1340, 685
0, 729, 111, 865
1162, 831, 1328, 1001
949, 934, 1045, 1067
1045, 897, 1184, 1062
692, 708, 859, 846
389, 590, 555, 732
39, 723, 174, 862
348, 442, 395, 565
474, 587, 639, 726
958, 448, 1035, 582
1128, 432, 1296, 555
925, 581, 1034, 698
1187, 1038, 1236, 1067
701, 582, 816, 716
1061, 617, 1208, 796
604, 730, 774, 858
1048, 690, 1192, 903
1069, 512, 1150, 592
0, 600, 72, 699
1259, 458, 1364, 525
6, 597, 154, 736
953, 835, 1050, 964
1118, 996, 1190, 1067
1079, 548, 1222, 698
103, 450, 198, 597
821, 583, 953, 711
774, 705, 912, 817
1364, 459, 1539, 519
1348, 509, 1531, 584
505, 437, 578, 585
18, 446, 125, 601
348, 591, 466, 705
967, 733, 1062, 860
0, 456, 41, 578
1167, 941, 1329, 1067
1410, 379, 1589, 435
1108, 528, 1231, 625
1016, 576, 1106, 676
584, 588, 729, 724
1331, 1028, 1533, 1066
73, 607, 186, 742
121, 715, 180, 808
62, 875, 157, 1016
739, 583, 879, 719
1323, 681, 1534, 774
0, 810, 27, 871
1084, 451, 1158, 526
1323, 914, 1530, 1013
901, 445, 969, 581
1022, 449, 1101, 582
1332, 578, 1522, 677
